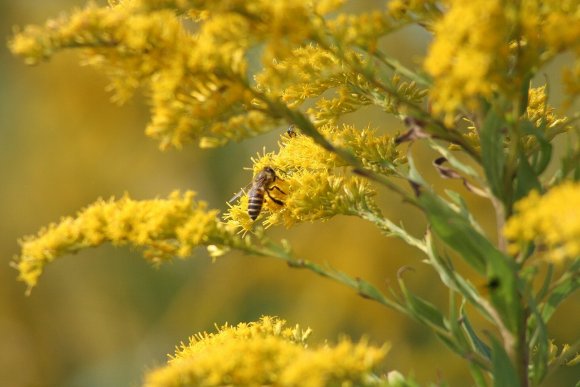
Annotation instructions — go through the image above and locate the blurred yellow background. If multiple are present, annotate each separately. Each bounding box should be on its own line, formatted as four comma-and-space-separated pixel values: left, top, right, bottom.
1, 1, 578, 386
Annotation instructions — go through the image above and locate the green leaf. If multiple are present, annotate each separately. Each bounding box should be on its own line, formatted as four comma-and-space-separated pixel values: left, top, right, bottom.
356, 277, 403, 312
461, 304, 492, 361
444, 189, 485, 234
480, 108, 507, 201
418, 192, 486, 273
490, 336, 520, 387
527, 291, 549, 385
535, 264, 554, 302
514, 151, 542, 201
418, 191, 520, 332
406, 150, 428, 187
519, 120, 552, 175
541, 260, 580, 322
424, 236, 495, 325
428, 140, 480, 178
398, 272, 447, 332
469, 362, 489, 387
555, 145, 580, 183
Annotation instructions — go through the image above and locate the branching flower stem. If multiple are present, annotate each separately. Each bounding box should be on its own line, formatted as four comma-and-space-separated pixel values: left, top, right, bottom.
241, 241, 407, 314
311, 33, 482, 163
241, 239, 493, 373
245, 83, 419, 206
355, 209, 428, 254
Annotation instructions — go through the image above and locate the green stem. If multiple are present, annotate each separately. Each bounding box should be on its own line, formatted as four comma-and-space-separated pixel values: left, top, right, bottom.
243, 242, 407, 314
356, 209, 427, 254
314, 37, 482, 163
372, 49, 432, 87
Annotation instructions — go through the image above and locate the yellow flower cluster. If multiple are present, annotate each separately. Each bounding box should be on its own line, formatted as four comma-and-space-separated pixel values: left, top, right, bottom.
504, 181, 580, 264
225, 125, 403, 230
14, 191, 239, 292
256, 45, 345, 106
523, 85, 571, 150
519, 0, 580, 100
454, 85, 569, 152
256, 45, 426, 127
547, 340, 580, 366
10, 0, 426, 150
425, 0, 580, 123
424, 0, 511, 124
144, 316, 388, 387
526, 86, 569, 130
8, 0, 340, 149
326, 7, 395, 52
306, 73, 426, 127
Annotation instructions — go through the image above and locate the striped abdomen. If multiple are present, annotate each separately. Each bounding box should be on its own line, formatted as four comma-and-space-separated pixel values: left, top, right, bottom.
247, 187, 266, 220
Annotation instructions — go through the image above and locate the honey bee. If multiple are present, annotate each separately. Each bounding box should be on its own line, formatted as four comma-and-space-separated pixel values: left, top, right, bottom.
230, 166, 285, 220
286, 125, 297, 138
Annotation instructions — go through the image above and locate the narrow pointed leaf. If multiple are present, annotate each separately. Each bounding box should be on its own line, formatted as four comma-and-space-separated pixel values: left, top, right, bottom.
541, 260, 580, 322
514, 151, 542, 201
528, 293, 549, 385
417, 191, 520, 332
398, 274, 447, 331
460, 305, 492, 361
521, 120, 552, 175
490, 336, 520, 387
480, 108, 507, 201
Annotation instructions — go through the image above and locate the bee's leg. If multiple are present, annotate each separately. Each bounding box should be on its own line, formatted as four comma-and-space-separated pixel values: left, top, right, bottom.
269, 185, 286, 195
266, 188, 284, 205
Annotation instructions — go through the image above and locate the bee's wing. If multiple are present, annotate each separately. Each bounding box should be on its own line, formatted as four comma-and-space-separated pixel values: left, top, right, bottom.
228, 182, 253, 203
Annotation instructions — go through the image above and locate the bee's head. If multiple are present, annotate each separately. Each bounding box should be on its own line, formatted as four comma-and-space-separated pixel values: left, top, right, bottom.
263, 166, 277, 180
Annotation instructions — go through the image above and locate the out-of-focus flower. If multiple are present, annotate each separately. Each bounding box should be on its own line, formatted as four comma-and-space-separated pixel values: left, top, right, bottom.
504, 181, 580, 264
143, 316, 388, 387
424, 0, 511, 125
424, 0, 580, 125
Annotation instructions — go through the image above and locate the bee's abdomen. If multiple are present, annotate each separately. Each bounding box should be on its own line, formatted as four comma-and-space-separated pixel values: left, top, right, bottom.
248, 189, 265, 220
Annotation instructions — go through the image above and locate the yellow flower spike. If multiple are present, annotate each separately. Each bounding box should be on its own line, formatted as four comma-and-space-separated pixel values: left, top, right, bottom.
143, 316, 387, 387
14, 191, 241, 293
326, 6, 396, 50
9, 1, 287, 149
504, 181, 580, 264
526, 86, 569, 130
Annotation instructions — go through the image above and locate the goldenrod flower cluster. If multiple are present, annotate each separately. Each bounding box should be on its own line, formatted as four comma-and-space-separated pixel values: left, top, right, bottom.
424, 0, 511, 123
225, 125, 404, 230
453, 85, 569, 153
519, 0, 580, 101
256, 45, 426, 128
424, 0, 580, 124
14, 191, 241, 292
144, 316, 388, 387
9, 1, 420, 150
504, 181, 580, 264
526, 86, 569, 130
547, 340, 580, 366
9, 0, 381, 150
